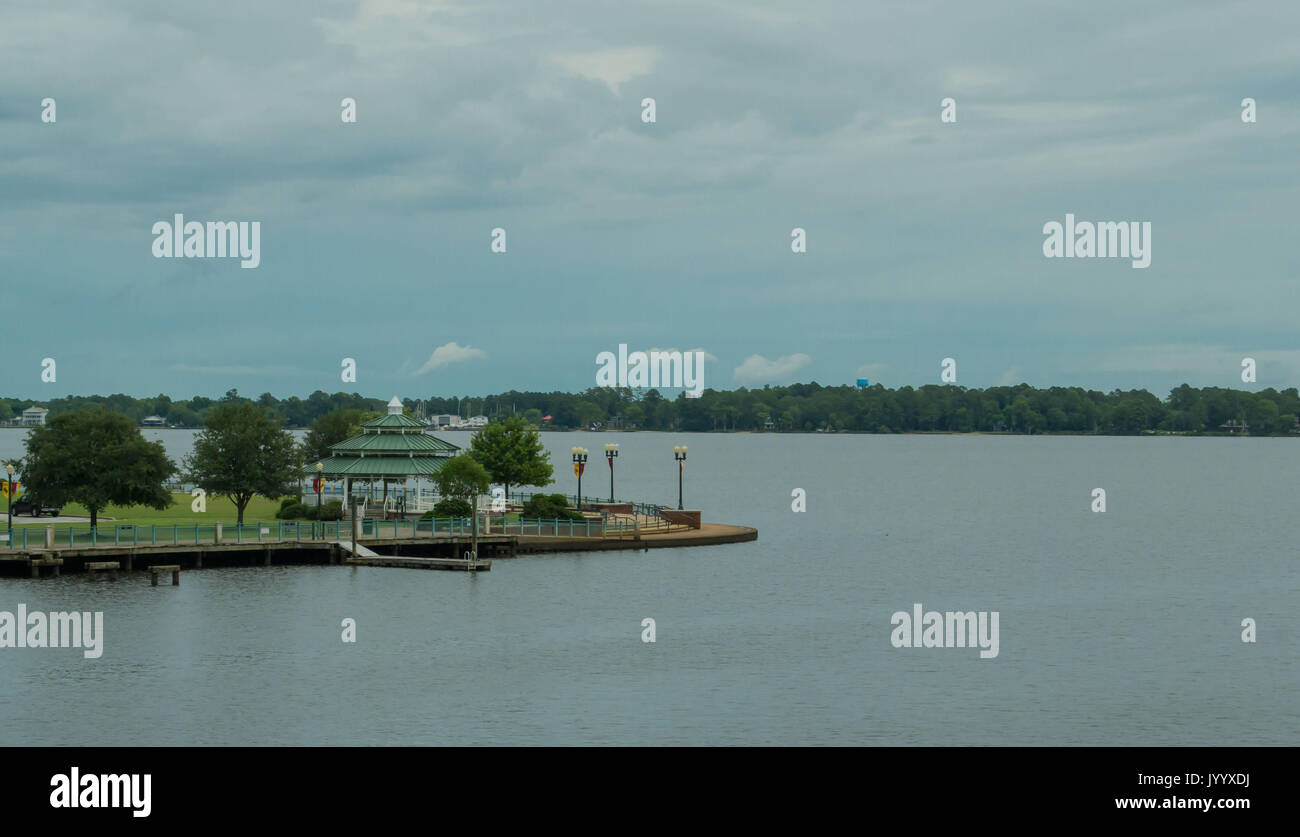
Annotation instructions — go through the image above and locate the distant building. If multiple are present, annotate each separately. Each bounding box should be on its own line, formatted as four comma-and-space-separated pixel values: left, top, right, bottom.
142, 415, 167, 427
21, 407, 48, 426
464, 415, 488, 428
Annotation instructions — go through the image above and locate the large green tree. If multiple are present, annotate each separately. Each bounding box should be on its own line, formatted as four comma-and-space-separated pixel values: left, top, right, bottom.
185, 401, 297, 523
299, 408, 378, 463
468, 414, 553, 499
21, 409, 175, 527
435, 454, 491, 504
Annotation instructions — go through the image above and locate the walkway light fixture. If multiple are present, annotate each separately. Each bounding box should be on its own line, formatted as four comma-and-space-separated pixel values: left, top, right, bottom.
5, 463, 14, 549
315, 461, 324, 539
604, 443, 618, 502
673, 445, 687, 510
571, 446, 588, 509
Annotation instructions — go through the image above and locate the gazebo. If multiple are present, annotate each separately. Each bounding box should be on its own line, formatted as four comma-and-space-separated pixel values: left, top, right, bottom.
312, 396, 460, 515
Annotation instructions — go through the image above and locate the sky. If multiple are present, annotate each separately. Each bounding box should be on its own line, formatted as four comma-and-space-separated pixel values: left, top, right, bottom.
2, 0, 1299, 401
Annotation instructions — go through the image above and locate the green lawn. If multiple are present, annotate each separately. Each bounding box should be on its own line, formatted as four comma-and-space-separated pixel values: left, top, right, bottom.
0, 493, 290, 528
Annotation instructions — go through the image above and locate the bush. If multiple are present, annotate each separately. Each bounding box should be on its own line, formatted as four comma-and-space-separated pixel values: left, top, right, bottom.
275, 499, 343, 520
521, 493, 583, 521
275, 501, 310, 520
421, 498, 472, 519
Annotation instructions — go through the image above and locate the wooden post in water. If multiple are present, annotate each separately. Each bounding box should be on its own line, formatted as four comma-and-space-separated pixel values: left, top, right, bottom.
471, 499, 479, 569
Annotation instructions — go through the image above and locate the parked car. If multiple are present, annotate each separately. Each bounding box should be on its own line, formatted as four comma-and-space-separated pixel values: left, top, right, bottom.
10, 496, 61, 517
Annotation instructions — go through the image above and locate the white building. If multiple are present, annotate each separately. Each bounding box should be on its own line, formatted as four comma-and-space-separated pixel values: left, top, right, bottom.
464, 415, 488, 428
21, 407, 48, 426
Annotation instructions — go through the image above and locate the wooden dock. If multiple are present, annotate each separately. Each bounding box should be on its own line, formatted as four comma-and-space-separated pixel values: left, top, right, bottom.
344, 555, 490, 571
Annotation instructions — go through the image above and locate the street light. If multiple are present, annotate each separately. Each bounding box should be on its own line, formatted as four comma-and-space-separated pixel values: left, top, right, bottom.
673, 445, 687, 510
5, 463, 14, 550
315, 462, 324, 540
571, 446, 587, 509
604, 443, 618, 502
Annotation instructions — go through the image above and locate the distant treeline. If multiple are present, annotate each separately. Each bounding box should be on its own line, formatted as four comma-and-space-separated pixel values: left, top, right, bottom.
2, 383, 1298, 436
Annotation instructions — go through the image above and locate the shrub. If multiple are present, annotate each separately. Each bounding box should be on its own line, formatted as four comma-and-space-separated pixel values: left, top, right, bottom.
275, 501, 310, 520
275, 499, 343, 520
421, 498, 472, 519
521, 493, 582, 521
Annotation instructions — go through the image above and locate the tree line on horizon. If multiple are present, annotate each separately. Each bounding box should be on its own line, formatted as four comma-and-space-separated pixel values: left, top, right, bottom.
2, 382, 1298, 436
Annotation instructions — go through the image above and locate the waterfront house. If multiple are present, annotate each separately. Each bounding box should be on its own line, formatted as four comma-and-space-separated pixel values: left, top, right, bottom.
21, 407, 48, 426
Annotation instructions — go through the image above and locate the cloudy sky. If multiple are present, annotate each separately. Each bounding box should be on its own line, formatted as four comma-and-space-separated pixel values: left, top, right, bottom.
3, 0, 1298, 400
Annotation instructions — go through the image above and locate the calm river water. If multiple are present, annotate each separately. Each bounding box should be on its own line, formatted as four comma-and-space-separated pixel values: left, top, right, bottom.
0, 429, 1295, 745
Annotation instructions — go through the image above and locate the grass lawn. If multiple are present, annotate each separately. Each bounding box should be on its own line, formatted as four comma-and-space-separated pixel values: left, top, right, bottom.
0, 493, 291, 529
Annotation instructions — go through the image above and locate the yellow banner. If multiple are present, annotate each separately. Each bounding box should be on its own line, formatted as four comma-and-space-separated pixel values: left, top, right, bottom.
1, 481, 17, 498
573, 463, 580, 477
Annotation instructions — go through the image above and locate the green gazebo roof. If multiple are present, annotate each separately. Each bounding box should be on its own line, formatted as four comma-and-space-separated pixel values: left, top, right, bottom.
362, 413, 426, 431
314, 456, 452, 477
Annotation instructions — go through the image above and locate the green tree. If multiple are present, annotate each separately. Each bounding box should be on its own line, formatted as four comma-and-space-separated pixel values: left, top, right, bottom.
186, 401, 297, 524
435, 454, 490, 504
468, 414, 553, 499
21, 409, 175, 527
299, 408, 378, 463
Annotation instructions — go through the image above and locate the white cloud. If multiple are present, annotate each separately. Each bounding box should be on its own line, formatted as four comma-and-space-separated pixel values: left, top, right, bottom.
414, 342, 487, 375
549, 47, 659, 93
732, 353, 812, 385
855, 362, 887, 379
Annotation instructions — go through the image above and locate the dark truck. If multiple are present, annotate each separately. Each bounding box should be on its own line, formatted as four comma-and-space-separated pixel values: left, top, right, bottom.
10, 495, 62, 517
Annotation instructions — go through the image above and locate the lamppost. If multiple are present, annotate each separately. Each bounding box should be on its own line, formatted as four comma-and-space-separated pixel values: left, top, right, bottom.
604, 443, 618, 502
315, 462, 324, 539
571, 446, 587, 509
5, 463, 14, 549
673, 445, 687, 510
298, 458, 304, 501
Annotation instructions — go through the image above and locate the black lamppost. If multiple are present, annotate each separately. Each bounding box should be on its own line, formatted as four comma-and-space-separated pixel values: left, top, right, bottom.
604, 443, 618, 502
571, 446, 587, 509
315, 462, 324, 539
673, 445, 687, 510
5, 463, 14, 549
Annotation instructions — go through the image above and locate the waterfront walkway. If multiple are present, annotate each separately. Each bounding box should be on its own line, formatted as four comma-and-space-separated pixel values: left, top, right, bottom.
1, 514, 757, 578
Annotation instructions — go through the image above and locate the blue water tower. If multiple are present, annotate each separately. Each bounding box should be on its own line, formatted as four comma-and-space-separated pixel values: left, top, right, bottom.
855, 378, 869, 388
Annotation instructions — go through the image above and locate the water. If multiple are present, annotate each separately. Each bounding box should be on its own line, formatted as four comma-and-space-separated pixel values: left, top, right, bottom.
1, 430, 1295, 745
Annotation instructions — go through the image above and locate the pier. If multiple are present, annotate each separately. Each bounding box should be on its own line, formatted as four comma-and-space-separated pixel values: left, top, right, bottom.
0, 515, 756, 579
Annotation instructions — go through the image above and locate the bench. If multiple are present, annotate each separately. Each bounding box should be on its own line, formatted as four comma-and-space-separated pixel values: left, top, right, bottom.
149, 564, 181, 586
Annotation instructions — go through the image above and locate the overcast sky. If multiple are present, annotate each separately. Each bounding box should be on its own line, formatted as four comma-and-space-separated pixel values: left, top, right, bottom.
3, 0, 1298, 400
